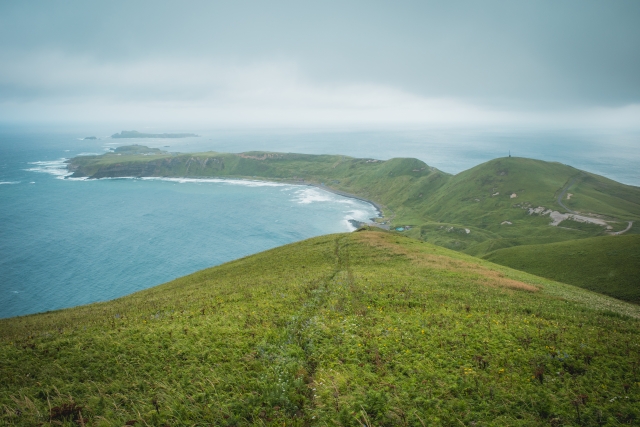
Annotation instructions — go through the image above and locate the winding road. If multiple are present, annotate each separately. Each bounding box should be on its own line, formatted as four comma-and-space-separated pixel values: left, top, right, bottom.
557, 174, 584, 214
611, 221, 634, 235
557, 173, 634, 235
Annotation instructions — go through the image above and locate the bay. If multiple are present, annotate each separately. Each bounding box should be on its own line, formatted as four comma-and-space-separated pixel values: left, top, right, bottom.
0, 130, 378, 318
1, 126, 638, 319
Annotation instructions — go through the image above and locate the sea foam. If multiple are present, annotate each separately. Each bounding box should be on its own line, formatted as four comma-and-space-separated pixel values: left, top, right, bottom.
25, 158, 72, 179
140, 177, 291, 188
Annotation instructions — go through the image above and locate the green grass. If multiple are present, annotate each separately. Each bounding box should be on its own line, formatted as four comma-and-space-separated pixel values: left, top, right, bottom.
483, 235, 640, 304
69, 151, 640, 247
68, 151, 450, 225
66, 148, 640, 304
1, 230, 639, 426
420, 158, 640, 252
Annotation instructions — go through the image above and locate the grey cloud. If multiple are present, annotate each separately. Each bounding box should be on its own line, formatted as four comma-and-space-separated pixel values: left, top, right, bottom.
0, 0, 639, 125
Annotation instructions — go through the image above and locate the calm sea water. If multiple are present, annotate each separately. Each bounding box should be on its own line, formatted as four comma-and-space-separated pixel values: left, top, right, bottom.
0, 131, 379, 318
1, 127, 638, 318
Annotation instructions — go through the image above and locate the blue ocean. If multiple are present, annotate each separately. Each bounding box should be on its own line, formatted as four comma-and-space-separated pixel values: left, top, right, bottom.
1, 127, 638, 319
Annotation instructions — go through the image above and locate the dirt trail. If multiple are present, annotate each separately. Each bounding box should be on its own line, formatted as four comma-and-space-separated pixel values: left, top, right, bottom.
611, 221, 633, 235
557, 174, 584, 214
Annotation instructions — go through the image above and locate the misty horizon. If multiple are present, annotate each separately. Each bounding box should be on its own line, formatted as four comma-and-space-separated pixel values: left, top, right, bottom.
1, 1, 639, 130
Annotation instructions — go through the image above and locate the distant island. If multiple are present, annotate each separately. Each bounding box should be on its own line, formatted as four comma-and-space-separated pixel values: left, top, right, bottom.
83, 136, 97, 140
111, 130, 199, 139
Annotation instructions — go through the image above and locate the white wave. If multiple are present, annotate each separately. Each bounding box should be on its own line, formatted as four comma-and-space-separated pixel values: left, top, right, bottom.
28, 159, 66, 166
294, 187, 335, 204
344, 219, 357, 231
219, 179, 290, 188
0, 181, 20, 185
25, 158, 72, 179
140, 176, 290, 187
342, 208, 378, 231
92, 176, 138, 180
76, 152, 101, 156
344, 208, 371, 222
293, 187, 364, 207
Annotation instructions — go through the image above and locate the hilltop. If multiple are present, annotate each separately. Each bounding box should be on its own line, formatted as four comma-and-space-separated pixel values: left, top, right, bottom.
1, 230, 639, 426
66, 147, 640, 302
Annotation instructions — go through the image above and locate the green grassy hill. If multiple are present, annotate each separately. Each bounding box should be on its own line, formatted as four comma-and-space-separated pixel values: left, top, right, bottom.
68, 150, 451, 226
67, 149, 640, 304
483, 235, 640, 304
1, 230, 639, 426
68, 151, 640, 242
413, 157, 640, 254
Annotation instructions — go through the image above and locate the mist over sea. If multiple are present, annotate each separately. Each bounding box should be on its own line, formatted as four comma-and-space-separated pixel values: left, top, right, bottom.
1, 127, 638, 318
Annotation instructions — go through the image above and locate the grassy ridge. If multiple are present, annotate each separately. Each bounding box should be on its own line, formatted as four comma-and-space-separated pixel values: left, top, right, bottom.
1, 230, 639, 426
68, 150, 451, 226
412, 157, 640, 253
69, 150, 640, 249
484, 235, 640, 304
67, 149, 640, 302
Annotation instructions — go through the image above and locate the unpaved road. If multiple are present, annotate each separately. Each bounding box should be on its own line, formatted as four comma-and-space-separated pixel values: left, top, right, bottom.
611, 221, 633, 235
557, 174, 584, 214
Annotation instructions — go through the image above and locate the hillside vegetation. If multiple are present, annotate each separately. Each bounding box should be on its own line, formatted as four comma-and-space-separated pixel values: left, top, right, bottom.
2, 230, 639, 426
68, 149, 640, 251
67, 148, 640, 302
414, 158, 640, 254
68, 148, 450, 226
484, 235, 640, 304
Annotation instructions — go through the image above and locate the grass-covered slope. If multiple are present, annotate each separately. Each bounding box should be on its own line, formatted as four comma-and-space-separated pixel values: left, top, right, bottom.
68, 150, 640, 247
2, 230, 639, 426
413, 157, 640, 253
483, 235, 640, 304
67, 149, 640, 303
68, 150, 451, 225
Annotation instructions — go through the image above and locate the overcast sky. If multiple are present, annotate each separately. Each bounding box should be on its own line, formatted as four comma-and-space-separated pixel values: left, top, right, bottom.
1, 0, 639, 128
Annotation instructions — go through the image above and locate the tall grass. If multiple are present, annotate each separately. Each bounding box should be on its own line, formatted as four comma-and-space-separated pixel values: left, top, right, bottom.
2, 231, 639, 425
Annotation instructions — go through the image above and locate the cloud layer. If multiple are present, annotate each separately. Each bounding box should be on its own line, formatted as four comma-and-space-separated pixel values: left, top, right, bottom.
1, 1, 639, 128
